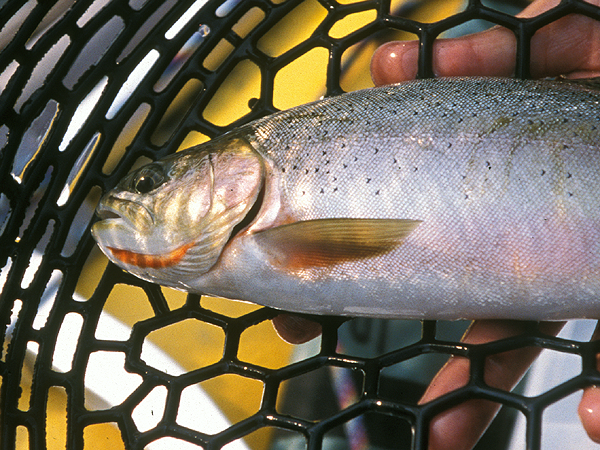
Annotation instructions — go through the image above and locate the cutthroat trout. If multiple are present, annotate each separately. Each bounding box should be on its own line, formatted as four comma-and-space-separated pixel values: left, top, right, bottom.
92, 77, 600, 320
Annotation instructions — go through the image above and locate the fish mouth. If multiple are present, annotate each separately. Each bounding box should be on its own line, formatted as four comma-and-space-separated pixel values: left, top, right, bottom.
96, 204, 121, 220
95, 195, 154, 230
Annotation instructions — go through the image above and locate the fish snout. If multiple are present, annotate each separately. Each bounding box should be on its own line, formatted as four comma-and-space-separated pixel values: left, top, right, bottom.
95, 194, 154, 231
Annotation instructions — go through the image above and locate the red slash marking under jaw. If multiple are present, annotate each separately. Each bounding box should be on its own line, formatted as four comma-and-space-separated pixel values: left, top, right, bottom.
107, 242, 194, 269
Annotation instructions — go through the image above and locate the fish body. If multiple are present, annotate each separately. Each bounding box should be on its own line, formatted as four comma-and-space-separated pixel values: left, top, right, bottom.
92, 77, 600, 320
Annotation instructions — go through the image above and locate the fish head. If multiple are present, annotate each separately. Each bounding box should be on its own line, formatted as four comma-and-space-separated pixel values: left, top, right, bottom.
91, 136, 264, 289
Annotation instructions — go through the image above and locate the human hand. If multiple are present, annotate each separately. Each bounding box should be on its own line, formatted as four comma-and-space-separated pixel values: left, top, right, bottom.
370, 0, 600, 448
371, 0, 600, 84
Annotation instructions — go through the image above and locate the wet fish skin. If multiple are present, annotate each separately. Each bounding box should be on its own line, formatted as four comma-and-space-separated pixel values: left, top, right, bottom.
92, 77, 600, 320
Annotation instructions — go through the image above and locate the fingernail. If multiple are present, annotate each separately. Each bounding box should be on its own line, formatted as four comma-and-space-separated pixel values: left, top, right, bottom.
401, 43, 418, 80
371, 41, 418, 85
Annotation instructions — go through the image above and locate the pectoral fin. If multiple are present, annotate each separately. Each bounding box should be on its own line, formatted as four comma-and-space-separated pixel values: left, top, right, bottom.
253, 218, 421, 269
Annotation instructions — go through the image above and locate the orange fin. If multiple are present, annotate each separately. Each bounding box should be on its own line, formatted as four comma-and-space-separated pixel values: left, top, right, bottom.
254, 218, 421, 270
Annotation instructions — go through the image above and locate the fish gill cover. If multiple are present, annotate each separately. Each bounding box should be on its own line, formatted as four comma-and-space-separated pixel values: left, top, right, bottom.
1, 1, 600, 450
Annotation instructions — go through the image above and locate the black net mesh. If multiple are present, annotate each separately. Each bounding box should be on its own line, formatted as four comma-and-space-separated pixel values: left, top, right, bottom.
2, 0, 600, 449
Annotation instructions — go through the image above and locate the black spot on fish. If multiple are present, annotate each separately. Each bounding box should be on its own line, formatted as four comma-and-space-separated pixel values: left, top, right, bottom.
366, 178, 371, 183
375, 190, 380, 195
343, 164, 348, 169
568, 192, 573, 197
322, 150, 327, 156
541, 169, 546, 176
374, 148, 379, 154
448, 142, 452, 148
315, 168, 319, 173
281, 167, 286, 173
567, 172, 572, 179
333, 187, 338, 192
320, 188, 324, 194
486, 161, 492, 170
414, 167, 418, 172
393, 158, 397, 164
293, 165, 298, 170
457, 118, 463, 123
305, 169, 310, 174
354, 156, 358, 162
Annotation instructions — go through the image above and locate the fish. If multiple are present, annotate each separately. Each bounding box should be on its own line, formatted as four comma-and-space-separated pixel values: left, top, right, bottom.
91, 76, 600, 320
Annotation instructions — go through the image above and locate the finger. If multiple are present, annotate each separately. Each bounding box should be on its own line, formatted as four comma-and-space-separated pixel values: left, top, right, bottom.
578, 321, 600, 443
370, 0, 600, 86
272, 313, 322, 344
529, 11, 600, 78
420, 320, 565, 450
370, 27, 515, 85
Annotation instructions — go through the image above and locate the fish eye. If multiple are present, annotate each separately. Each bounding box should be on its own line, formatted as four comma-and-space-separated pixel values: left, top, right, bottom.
132, 165, 165, 194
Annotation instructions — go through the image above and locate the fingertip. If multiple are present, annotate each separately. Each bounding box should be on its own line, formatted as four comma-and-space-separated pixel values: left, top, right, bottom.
371, 41, 418, 85
272, 314, 322, 344
425, 399, 500, 450
579, 386, 600, 443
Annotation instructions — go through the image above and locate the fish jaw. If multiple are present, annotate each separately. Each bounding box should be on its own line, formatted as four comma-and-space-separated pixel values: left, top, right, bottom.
95, 193, 153, 230
91, 194, 191, 272
92, 195, 153, 252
